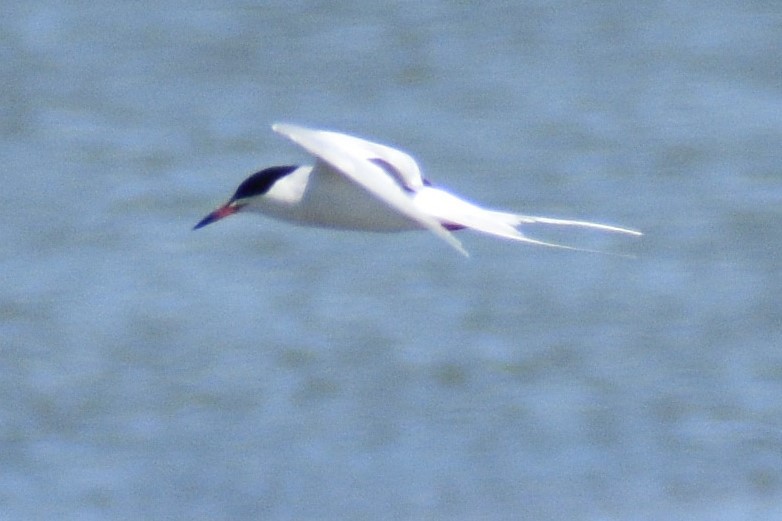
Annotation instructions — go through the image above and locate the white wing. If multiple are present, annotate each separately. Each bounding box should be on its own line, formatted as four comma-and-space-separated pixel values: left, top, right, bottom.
304, 127, 426, 190
272, 123, 467, 256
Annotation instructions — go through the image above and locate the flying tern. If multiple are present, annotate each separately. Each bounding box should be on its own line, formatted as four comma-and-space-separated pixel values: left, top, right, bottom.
194, 123, 641, 256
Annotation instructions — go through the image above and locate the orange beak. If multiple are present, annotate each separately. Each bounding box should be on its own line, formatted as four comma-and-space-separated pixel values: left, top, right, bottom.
193, 202, 243, 230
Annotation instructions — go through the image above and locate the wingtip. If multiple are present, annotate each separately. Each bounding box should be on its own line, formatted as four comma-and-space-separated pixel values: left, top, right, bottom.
435, 226, 469, 257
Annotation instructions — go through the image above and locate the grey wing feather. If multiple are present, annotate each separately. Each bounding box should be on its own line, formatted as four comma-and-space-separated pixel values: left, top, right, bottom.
272, 123, 467, 256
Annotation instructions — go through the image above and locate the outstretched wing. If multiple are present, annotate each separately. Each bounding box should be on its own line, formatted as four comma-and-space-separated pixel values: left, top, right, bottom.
272, 123, 467, 256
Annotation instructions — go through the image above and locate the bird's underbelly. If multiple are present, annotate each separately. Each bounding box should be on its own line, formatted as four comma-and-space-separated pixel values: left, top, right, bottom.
266, 181, 421, 232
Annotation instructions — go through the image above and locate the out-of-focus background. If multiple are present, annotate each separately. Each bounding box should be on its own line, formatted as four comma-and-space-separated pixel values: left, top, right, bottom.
3, 2, 781, 519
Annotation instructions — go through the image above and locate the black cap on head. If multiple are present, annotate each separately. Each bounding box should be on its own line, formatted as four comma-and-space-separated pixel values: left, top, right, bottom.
232, 165, 298, 201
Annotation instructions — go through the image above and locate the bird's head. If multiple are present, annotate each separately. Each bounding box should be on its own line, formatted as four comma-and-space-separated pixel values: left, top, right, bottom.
193, 165, 298, 229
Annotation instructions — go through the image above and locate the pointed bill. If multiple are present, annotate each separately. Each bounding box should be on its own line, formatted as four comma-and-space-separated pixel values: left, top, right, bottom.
193, 203, 241, 230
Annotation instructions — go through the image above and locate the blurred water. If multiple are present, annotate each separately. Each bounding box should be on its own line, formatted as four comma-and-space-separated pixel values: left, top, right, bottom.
2, 1, 782, 520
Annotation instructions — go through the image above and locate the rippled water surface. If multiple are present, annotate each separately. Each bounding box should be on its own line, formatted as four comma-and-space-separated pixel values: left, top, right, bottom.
3, 2, 782, 519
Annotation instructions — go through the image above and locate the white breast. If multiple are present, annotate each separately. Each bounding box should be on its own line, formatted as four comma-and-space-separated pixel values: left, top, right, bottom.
244, 163, 422, 232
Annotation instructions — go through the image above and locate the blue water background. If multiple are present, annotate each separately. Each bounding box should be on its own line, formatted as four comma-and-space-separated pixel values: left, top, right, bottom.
2, 2, 782, 519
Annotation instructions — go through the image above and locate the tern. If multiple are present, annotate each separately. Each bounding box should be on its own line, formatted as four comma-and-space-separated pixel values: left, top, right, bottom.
194, 123, 641, 256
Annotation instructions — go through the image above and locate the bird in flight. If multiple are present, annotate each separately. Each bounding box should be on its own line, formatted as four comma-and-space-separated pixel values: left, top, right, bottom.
194, 124, 641, 256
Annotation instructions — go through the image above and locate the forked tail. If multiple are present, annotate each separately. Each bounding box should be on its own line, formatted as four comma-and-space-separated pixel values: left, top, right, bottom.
414, 187, 642, 255
483, 209, 642, 255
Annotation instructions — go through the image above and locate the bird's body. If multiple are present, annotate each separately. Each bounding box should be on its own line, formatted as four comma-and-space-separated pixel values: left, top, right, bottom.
246, 164, 421, 232
194, 124, 641, 256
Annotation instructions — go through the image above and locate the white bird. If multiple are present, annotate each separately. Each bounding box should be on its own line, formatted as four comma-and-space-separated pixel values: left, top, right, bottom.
194, 123, 641, 256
